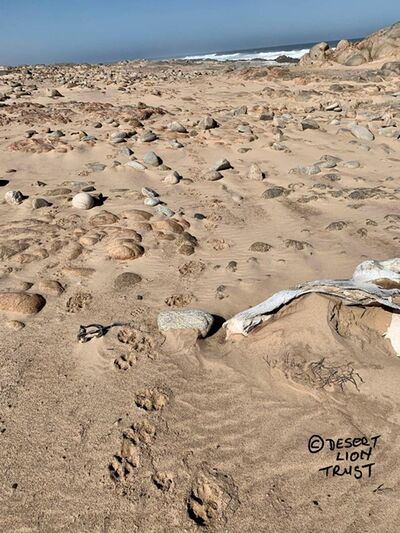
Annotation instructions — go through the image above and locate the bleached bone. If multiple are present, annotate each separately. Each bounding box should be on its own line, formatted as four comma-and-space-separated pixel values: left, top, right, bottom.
224, 259, 400, 336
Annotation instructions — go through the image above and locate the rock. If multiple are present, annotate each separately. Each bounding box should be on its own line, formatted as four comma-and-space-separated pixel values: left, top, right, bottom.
198, 116, 218, 130
36, 280, 64, 296
164, 171, 180, 184
114, 272, 142, 290
6, 320, 25, 330
71, 192, 95, 210
144, 151, 162, 167
381, 61, 400, 74
157, 309, 214, 338
144, 197, 160, 207
300, 118, 320, 130
233, 105, 247, 116
126, 160, 146, 170
350, 124, 374, 141
32, 198, 51, 209
45, 88, 63, 97
141, 187, 158, 198
168, 121, 187, 133
168, 140, 184, 149
110, 131, 128, 144
48, 130, 65, 139
5, 190, 23, 205
247, 164, 264, 181
108, 240, 144, 260
259, 112, 274, 121
309, 42, 329, 61
226, 261, 238, 272
179, 243, 195, 256
86, 162, 106, 172
154, 205, 175, 218
89, 210, 119, 226
0, 292, 46, 315
212, 159, 232, 171
249, 242, 272, 252
262, 186, 288, 199
141, 131, 157, 142
203, 170, 223, 181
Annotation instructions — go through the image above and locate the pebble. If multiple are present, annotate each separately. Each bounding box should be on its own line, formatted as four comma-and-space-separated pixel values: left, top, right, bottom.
71, 192, 95, 210
32, 198, 51, 209
163, 171, 180, 184
144, 151, 162, 167
144, 197, 160, 206
262, 186, 288, 199
114, 272, 142, 290
350, 123, 375, 141
154, 205, 175, 218
141, 131, 157, 142
300, 118, 320, 130
168, 121, 187, 133
141, 187, 158, 198
5, 190, 24, 205
247, 164, 264, 181
203, 170, 223, 181
157, 309, 214, 338
0, 292, 46, 315
198, 116, 218, 130
126, 160, 146, 170
6, 320, 25, 331
213, 159, 232, 171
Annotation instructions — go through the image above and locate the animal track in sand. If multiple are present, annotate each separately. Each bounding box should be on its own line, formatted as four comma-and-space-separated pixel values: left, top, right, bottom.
187, 465, 239, 527
165, 293, 194, 308
113, 351, 137, 371
134, 388, 169, 411
152, 471, 174, 492
109, 438, 140, 482
66, 292, 93, 313
117, 326, 155, 356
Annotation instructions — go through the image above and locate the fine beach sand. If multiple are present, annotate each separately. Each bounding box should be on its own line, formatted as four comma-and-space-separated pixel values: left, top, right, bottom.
1, 51, 400, 531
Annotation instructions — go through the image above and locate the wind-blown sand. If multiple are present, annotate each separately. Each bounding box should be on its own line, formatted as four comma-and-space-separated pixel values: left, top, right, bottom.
0, 50, 400, 532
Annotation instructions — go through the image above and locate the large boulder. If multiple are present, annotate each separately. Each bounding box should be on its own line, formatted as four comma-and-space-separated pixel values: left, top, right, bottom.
300, 21, 400, 67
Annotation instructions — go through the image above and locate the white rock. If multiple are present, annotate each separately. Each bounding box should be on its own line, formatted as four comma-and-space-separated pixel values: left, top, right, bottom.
5, 190, 23, 205
158, 309, 214, 338
71, 192, 95, 210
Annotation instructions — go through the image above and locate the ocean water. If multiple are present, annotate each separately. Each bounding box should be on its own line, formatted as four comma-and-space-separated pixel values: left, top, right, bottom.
179, 38, 361, 63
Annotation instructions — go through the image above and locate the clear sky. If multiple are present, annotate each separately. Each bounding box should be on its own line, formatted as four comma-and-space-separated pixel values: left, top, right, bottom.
0, 0, 399, 65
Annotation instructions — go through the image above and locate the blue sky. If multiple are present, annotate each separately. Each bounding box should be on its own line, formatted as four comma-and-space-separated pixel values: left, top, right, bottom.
0, 0, 398, 65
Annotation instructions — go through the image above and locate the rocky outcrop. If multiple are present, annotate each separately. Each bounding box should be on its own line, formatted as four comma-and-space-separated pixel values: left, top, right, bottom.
300, 21, 400, 67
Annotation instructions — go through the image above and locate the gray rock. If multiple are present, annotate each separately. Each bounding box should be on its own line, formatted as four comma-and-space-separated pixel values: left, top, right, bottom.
259, 112, 274, 121
350, 124, 375, 141
45, 88, 63, 97
86, 162, 106, 172
144, 197, 160, 206
126, 160, 146, 170
168, 121, 187, 133
168, 140, 184, 149
48, 130, 65, 138
141, 187, 158, 198
300, 118, 320, 130
143, 151, 162, 167
233, 105, 247, 116
5, 190, 24, 205
32, 198, 51, 209
141, 131, 157, 142
262, 186, 288, 199
120, 147, 134, 156
154, 205, 175, 217
212, 159, 232, 171
198, 116, 218, 130
157, 309, 214, 338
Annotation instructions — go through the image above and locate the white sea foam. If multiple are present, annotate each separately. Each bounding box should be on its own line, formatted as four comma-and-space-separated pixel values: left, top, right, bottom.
179, 48, 310, 62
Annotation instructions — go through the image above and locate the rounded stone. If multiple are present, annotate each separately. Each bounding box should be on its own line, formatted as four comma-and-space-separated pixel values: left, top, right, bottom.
108, 240, 144, 260
157, 309, 214, 338
0, 292, 46, 315
5, 190, 23, 205
114, 272, 142, 290
71, 192, 95, 210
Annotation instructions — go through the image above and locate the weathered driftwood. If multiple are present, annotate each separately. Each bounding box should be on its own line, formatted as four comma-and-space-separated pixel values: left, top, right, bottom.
224, 259, 400, 336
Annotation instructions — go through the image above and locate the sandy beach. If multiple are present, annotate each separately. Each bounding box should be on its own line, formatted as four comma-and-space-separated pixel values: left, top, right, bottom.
1, 22, 400, 531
